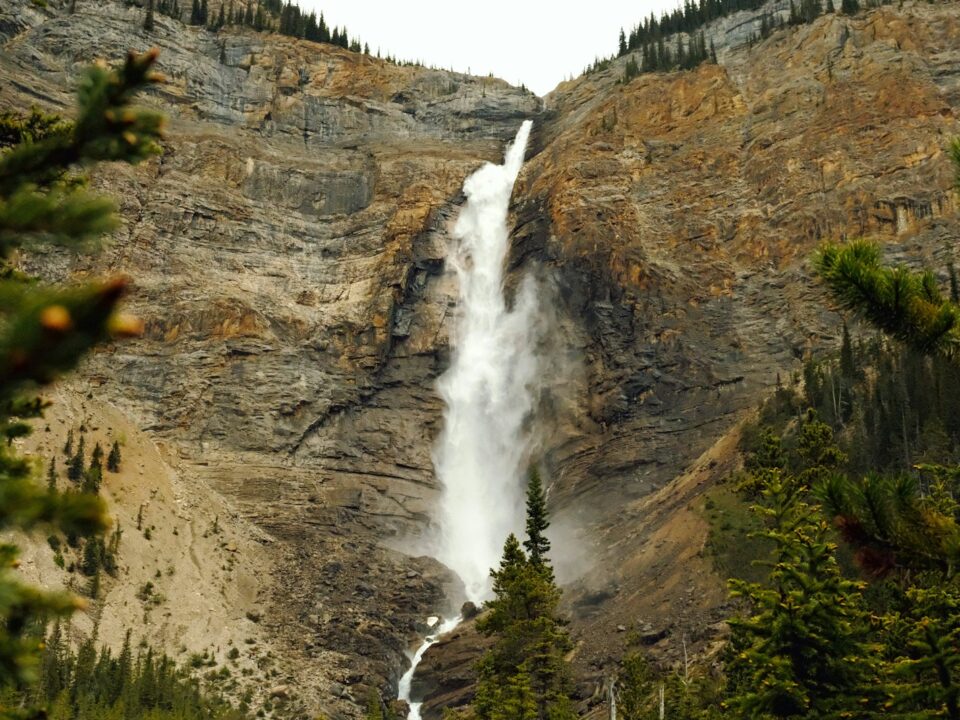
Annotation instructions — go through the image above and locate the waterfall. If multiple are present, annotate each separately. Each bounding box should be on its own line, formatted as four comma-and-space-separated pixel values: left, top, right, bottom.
398, 121, 537, 719
433, 119, 537, 604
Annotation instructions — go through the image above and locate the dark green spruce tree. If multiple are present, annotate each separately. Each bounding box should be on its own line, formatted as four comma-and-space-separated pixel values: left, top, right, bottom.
840, 0, 860, 15
106, 440, 121, 472
143, 0, 154, 31
523, 468, 551, 575
67, 434, 85, 483
473, 469, 574, 720
725, 472, 880, 717
46, 458, 57, 492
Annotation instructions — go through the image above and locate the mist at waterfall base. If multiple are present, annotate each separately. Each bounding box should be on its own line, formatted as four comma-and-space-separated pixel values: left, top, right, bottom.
432, 119, 539, 606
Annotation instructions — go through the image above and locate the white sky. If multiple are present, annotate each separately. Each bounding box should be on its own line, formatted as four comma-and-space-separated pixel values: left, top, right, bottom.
297, 1, 681, 96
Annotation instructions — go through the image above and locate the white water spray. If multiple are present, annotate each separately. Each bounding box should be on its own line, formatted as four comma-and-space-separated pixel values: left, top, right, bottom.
433, 119, 538, 604
397, 122, 538, 719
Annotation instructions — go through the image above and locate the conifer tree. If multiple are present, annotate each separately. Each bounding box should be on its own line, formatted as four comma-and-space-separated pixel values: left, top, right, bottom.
90, 441, 103, 471
840, 0, 859, 15
725, 474, 879, 717
819, 469, 960, 578
39, 620, 66, 700
46, 457, 57, 492
949, 263, 960, 304
318, 11, 329, 42
82, 460, 102, 495
815, 240, 960, 362
794, 409, 846, 486
523, 468, 552, 574
894, 582, 960, 719
0, 48, 161, 693
738, 425, 785, 496
107, 440, 121, 472
474, 479, 574, 720
840, 321, 857, 380
144, 0, 155, 31
68, 435, 85, 482
81, 537, 100, 577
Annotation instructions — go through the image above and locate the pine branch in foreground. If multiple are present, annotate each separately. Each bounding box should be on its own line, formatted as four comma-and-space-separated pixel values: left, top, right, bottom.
814, 240, 960, 361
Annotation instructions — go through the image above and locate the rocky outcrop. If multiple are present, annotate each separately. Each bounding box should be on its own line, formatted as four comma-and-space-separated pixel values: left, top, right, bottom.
503, 2, 960, 707
419, 3, 960, 713
2, 0, 959, 717
2, 0, 538, 715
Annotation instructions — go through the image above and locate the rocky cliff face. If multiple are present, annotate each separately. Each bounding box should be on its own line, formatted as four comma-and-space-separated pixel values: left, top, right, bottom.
2, 1, 538, 714
2, 0, 959, 717
504, 3, 959, 709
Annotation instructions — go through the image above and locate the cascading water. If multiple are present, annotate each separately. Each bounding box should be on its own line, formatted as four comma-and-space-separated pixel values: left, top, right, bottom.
397, 121, 538, 718
397, 616, 462, 720
433, 118, 537, 604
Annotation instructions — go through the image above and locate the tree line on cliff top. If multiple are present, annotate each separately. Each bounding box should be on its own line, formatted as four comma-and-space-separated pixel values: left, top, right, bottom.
129, 0, 419, 67
604, 0, 877, 81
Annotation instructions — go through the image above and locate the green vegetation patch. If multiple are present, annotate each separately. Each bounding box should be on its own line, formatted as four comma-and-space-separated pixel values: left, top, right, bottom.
702, 485, 771, 585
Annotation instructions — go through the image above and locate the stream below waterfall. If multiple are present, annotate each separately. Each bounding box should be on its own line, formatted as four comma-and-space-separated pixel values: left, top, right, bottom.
397, 617, 462, 720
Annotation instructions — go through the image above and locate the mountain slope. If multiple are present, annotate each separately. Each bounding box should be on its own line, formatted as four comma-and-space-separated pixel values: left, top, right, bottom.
2, 0, 959, 717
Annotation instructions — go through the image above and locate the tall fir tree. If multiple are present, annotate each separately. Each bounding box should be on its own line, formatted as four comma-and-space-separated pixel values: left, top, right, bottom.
143, 0, 154, 31
68, 434, 85, 483
840, 0, 860, 15
523, 468, 552, 577
474, 475, 574, 720
46, 457, 57, 492
107, 440, 121, 472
